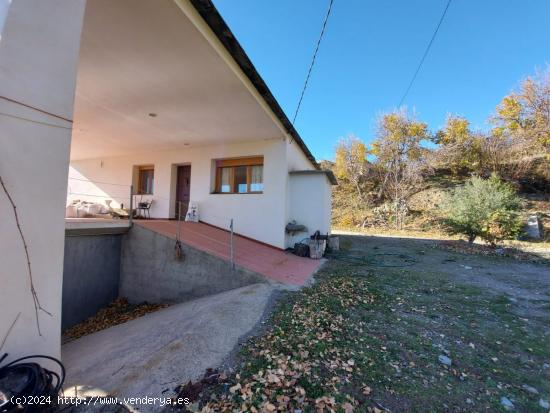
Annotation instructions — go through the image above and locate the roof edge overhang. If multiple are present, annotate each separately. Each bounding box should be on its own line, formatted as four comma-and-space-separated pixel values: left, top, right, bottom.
290, 170, 338, 185
183, 0, 319, 170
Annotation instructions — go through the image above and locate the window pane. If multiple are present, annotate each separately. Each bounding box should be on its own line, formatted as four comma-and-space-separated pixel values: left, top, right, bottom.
140, 169, 154, 194
146, 171, 154, 193
250, 165, 263, 192
220, 167, 231, 193
235, 166, 247, 193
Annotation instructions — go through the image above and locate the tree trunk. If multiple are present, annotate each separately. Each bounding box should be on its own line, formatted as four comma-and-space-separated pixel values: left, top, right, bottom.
468, 234, 476, 244
354, 181, 365, 202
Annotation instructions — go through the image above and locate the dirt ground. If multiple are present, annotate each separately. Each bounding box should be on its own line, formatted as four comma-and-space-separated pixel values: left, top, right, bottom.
192, 233, 550, 413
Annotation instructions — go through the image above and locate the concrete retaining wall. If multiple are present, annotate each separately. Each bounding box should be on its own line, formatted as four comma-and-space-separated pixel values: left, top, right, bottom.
120, 225, 265, 304
62, 234, 121, 330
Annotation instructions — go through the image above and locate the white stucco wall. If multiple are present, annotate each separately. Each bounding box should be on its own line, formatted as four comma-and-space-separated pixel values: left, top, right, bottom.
0, 0, 85, 361
284, 139, 331, 247
287, 173, 332, 248
0, 0, 10, 36
286, 139, 316, 172
69, 138, 289, 248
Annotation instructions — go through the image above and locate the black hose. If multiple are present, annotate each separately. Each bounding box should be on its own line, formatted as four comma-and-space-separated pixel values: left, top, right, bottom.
0, 353, 65, 413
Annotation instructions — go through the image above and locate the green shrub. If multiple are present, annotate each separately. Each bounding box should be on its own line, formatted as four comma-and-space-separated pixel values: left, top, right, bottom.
441, 175, 523, 245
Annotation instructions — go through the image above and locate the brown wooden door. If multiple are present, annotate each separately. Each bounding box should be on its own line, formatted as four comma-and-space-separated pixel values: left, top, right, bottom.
175, 165, 191, 219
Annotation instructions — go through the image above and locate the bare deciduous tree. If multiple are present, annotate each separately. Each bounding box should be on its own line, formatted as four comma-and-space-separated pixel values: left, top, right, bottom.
493, 67, 550, 153
433, 115, 485, 175
334, 136, 370, 203
372, 110, 432, 229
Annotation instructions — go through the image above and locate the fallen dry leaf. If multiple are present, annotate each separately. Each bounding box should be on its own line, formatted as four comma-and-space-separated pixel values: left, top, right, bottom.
343, 402, 354, 413
63, 298, 167, 340
264, 402, 276, 412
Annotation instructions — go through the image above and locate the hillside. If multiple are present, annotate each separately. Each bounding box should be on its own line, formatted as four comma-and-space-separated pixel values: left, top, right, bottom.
331, 171, 550, 244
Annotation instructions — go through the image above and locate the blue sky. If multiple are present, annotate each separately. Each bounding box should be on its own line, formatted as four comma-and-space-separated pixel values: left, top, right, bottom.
213, 0, 550, 160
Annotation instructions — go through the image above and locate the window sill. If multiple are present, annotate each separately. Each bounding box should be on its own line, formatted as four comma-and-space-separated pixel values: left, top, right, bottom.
210, 191, 263, 195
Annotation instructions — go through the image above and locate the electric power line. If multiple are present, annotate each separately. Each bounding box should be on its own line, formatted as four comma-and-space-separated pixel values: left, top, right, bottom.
292, 0, 335, 125
0, 111, 73, 130
398, 0, 453, 107
0, 95, 73, 123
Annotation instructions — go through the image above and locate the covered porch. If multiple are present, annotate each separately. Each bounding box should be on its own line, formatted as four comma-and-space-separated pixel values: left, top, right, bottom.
66, 0, 307, 249
135, 220, 322, 286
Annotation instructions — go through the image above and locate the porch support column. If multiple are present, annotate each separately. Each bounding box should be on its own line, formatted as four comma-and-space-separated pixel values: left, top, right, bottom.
0, 0, 86, 361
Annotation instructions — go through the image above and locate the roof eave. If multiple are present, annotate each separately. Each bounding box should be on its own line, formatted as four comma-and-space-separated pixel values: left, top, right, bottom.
289, 169, 338, 185
188, 0, 319, 170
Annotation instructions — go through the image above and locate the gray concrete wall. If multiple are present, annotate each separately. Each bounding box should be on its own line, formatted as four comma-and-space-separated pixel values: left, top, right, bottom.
120, 225, 266, 304
62, 235, 121, 330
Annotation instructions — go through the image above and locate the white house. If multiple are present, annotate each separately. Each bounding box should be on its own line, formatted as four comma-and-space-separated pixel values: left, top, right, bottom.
67, 0, 336, 249
0, 0, 334, 364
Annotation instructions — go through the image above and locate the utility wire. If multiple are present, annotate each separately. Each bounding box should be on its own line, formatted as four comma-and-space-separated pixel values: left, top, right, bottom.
0, 95, 73, 123
0, 111, 73, 130
292, 0, 335, 125
398, 0, 453, 107
68, 176, 130, 187
68, 191, 130, 199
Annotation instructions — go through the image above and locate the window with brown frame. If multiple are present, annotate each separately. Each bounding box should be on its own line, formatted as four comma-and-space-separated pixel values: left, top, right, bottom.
214, 157, 263, 194
137, 165, 154, 195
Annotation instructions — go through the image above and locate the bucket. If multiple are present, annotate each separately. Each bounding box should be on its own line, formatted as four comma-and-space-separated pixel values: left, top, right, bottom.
308, 239, 326, 259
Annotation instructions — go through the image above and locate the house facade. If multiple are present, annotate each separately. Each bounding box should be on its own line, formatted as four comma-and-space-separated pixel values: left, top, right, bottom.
67, 0, 335, 249
69, 137, 334, 249
0, 0, 334, 364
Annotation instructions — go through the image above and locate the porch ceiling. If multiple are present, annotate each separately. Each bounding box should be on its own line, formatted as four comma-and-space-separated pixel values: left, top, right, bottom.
71, 0, 283, 160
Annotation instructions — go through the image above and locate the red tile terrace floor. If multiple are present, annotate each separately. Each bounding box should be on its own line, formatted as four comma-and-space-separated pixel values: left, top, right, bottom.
135, 220, 321, 286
